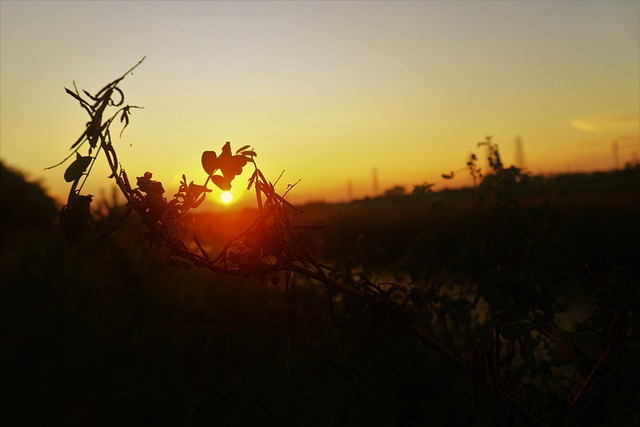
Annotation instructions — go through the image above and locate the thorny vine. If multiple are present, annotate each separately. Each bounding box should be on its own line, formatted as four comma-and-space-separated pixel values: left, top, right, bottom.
50, 59, 636, 427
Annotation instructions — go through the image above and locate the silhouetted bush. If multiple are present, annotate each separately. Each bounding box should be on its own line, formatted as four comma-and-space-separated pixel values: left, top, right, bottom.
0, 160, 58, 230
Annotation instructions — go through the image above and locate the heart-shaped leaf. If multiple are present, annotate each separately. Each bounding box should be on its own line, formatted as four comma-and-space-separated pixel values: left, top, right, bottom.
211, 174, 231, 191
201, 151, 219, 175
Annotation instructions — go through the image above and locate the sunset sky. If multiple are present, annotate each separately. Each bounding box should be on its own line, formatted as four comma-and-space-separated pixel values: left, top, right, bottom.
1, 0, 638, 206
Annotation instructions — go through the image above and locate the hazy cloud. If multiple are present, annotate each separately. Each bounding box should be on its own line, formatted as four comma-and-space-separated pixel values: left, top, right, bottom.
571, 113, 640, 132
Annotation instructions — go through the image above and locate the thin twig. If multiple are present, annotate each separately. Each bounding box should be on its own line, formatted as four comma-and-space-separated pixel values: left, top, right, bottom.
570, 346, 609, 408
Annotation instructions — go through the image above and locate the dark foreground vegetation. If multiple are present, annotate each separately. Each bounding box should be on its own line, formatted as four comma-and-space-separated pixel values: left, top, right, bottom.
2, 160, 639, 427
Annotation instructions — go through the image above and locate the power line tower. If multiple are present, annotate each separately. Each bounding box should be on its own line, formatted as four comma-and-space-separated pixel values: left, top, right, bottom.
612, 140, 620, 170
372, 167, 379, 196
515, 135, 526, 169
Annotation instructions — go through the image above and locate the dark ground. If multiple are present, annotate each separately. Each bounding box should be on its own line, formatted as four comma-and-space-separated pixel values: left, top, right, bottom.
2, 162, 639, 426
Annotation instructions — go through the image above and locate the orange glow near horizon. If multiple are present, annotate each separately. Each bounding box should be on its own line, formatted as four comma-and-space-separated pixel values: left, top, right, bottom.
1, 1, 638, 205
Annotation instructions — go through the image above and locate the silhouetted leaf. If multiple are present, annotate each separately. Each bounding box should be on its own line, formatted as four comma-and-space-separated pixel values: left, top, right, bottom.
82, 90, 99, 101
241, 150, 257, 157
247, 170, 257, 190
189, 182, 212, 194
64, 154, 92, 182
203, 142, 249, 188
202, 151, 219, 175
235, 145, 251, 154
65, 87, 88, 106
221, 155, 247, 179
221, 141, 232, 157
69, 129, 88, 150
118, 109, 131, 137
211, 174, 231, 191
442, 172, 454, 179
191, 194, 206, 209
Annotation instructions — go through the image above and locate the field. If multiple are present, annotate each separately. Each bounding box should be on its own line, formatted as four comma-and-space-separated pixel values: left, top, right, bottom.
1, 162, 639, 426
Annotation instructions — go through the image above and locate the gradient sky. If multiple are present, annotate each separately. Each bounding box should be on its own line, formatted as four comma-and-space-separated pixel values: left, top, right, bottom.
1, 0, 639, 206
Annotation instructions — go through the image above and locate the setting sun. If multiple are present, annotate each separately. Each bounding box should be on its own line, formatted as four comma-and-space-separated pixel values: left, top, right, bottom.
220, 191, 233, 204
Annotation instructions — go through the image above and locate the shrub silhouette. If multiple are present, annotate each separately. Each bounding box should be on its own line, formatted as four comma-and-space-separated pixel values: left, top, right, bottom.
0, 161, 58, 231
